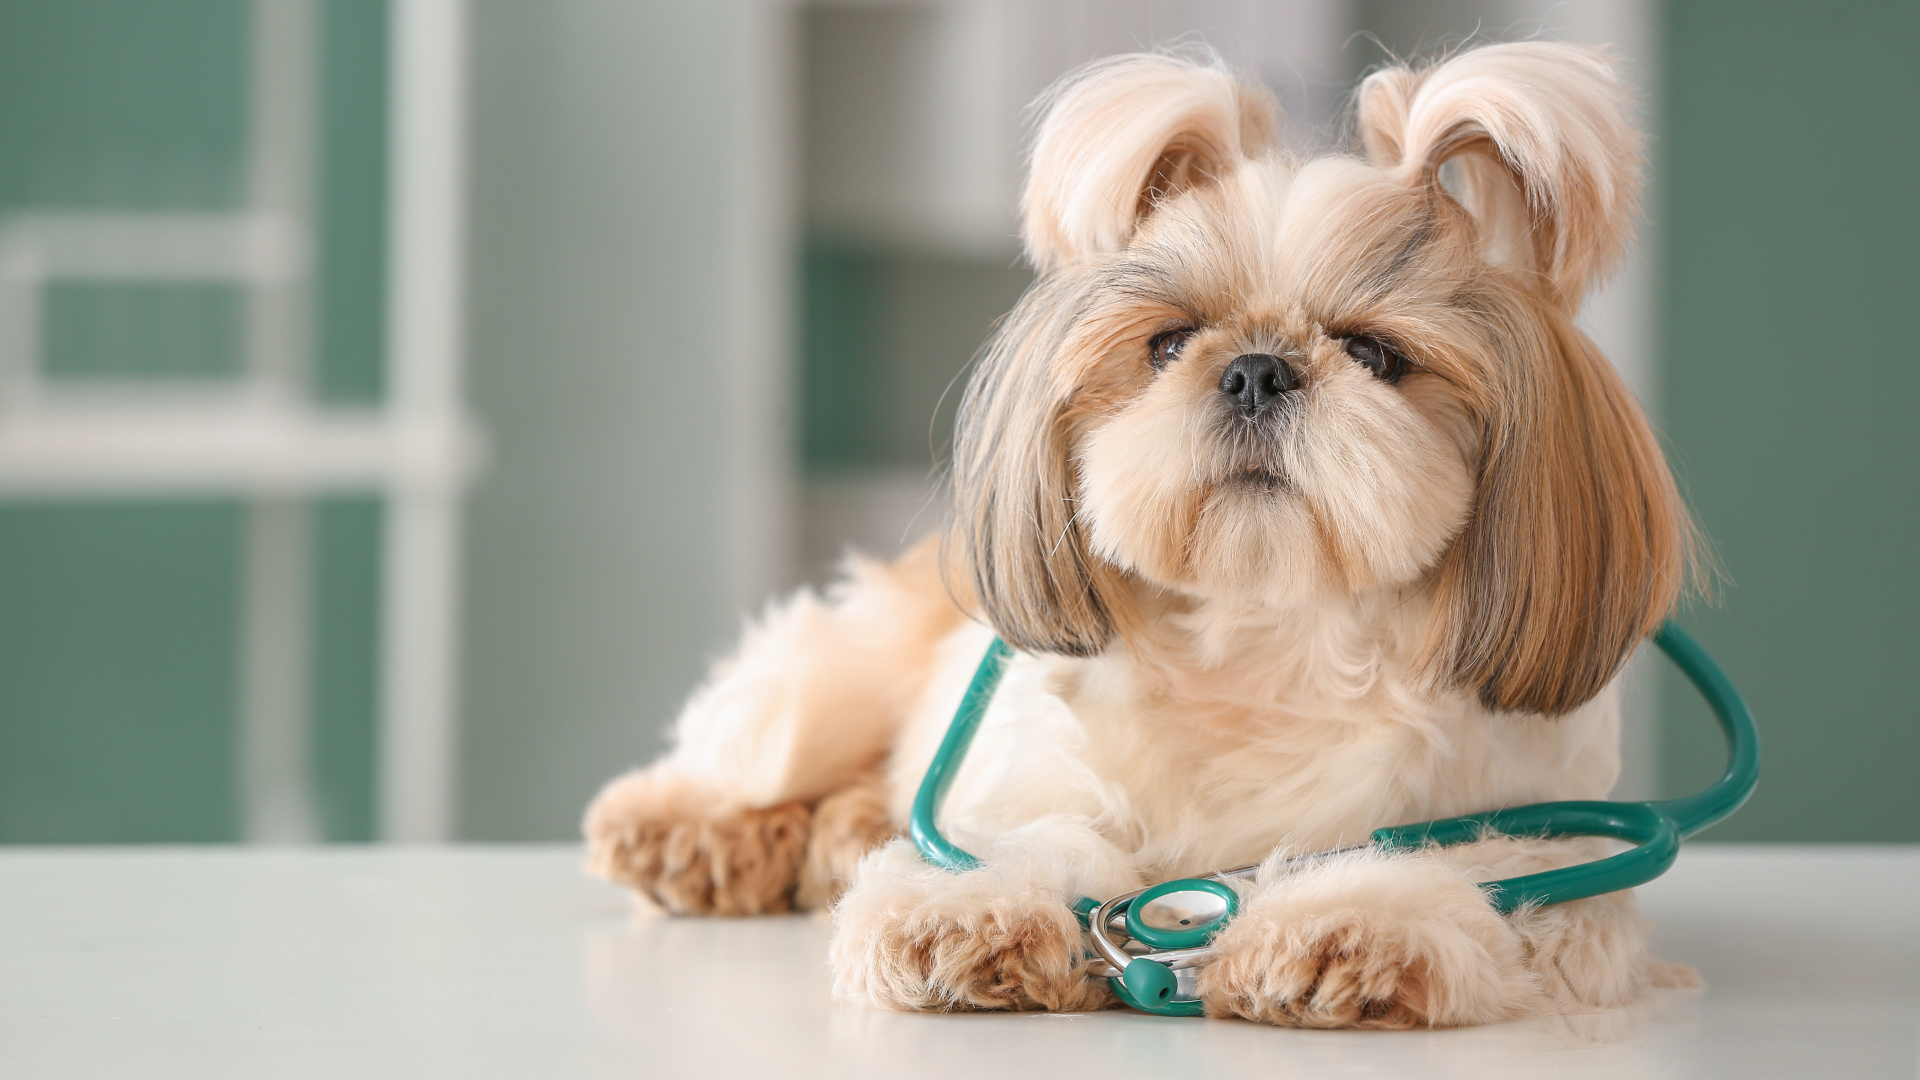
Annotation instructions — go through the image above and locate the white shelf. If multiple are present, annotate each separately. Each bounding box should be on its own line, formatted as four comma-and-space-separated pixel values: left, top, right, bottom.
0, 401, 482, 496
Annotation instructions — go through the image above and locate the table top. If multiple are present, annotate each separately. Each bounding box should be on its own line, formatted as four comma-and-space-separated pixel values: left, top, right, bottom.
2, 844, 1915, 1079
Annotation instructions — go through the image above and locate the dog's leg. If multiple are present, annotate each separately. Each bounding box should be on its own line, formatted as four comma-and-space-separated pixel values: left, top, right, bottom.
829, 831, 1135, 1012
584, 538, 961, 915
1472, 836, 1686, 1009
582, 771, 812, 915
795, 773, 897, 910
1196, 847, 1537, 1028
1198, 837, 1663, 1027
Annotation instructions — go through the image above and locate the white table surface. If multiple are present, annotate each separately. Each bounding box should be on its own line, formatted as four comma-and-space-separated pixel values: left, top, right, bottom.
2, 844, 1914, 1079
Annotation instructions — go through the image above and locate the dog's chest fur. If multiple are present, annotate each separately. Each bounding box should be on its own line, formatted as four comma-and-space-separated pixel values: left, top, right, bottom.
887, 595, 1623, 888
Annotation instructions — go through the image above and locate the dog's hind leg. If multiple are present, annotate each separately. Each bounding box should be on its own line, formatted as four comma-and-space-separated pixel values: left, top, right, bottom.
585, 537, 963, 914
1479, 837, 1683, 1010
796, 773, 896, 910
583, 772, 813, 915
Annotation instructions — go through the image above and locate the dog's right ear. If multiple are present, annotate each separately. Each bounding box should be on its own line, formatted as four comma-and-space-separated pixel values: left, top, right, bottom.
946, 52, 1274, 656
944, 276, 1132, 659
1022, 52, 1278, 274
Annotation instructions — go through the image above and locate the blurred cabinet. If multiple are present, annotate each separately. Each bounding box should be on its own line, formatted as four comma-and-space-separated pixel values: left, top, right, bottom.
0, 0, 477, 843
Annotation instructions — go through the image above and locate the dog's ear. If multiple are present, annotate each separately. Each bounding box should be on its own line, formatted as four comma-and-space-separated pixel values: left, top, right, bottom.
1360, 44, 1683, 715
948, 52, 1273, 656
1421, 299, 1694, 717
1357, 42, 1641, 307
1022, 52, 1278, 274
944, 279, 1134, 658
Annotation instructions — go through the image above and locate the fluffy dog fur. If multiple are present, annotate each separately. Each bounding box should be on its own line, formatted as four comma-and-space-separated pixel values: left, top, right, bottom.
586, 42, 1697, 1028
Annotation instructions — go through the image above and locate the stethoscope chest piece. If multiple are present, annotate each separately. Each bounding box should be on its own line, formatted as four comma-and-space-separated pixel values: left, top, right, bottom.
1126, 878, 1238, 950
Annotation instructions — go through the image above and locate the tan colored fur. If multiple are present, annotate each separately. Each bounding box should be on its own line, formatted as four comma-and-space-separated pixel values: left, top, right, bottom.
1199, 848, 1535, 1027
828, 842, 1114, 1012
586, 43, 1695, 1027
797, 775, 898, 911
585, 767, 897, 914
584, 769, 810, 915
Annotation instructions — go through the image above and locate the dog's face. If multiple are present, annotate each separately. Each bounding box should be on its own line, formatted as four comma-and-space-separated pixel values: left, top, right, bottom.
949, 44, 1692, 718
1070, 158, 1482, 607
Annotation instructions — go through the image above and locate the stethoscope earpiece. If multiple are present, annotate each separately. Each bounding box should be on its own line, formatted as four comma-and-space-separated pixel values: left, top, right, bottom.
1122, 957, 1179, 1004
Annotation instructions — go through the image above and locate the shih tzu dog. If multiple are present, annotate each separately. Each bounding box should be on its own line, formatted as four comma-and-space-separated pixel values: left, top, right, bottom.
584, 41, 1697, 1027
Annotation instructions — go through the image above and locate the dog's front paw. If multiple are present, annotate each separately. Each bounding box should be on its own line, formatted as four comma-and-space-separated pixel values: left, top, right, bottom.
583, 768, 809, 915
1197, 852, 1535, 1028
829, 842, 1111, 1012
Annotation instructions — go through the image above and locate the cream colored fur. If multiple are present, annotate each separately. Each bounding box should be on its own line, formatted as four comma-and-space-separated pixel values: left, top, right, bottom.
586, 42, 1692, 1028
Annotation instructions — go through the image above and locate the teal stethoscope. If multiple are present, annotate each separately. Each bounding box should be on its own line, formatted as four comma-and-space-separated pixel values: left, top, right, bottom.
910, 620, 1760, 1017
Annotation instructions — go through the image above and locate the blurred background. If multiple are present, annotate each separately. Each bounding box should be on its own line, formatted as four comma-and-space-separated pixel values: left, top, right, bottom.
0, 0, 1910, 845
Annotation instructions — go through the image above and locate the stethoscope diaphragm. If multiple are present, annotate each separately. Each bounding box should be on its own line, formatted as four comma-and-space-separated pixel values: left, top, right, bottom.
1125, 877, 1238, 950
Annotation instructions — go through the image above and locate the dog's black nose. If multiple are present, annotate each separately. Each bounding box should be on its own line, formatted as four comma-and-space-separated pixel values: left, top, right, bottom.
1219, 353, 1297, 419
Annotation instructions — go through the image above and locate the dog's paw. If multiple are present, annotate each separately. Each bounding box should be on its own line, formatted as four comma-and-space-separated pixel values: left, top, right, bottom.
1197, 852, 1534, 1028
796, 775, 897, 911
1199, 908, 1451, 1028
583, 768, 809, 915
829, 842, 1111, 1012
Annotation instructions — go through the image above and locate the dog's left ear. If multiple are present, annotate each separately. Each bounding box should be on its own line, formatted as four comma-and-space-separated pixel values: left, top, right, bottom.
1357, 42, 1641, 307
1420, 316, 1693, 716
1362, 44, 1691, 715
1022, 51, 1279, 274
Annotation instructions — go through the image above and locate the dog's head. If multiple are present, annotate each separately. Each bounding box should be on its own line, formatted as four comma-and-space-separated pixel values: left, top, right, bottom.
948, 43, 1693, 716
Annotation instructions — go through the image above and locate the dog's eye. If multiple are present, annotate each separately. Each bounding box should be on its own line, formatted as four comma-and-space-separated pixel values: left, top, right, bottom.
1343, 335, 1407, 383
1148, 328, 1195, 371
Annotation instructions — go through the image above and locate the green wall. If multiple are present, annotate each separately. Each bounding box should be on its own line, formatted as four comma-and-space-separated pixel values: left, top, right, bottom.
1658, 0, 1920, 840
0, 503, 243, 842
